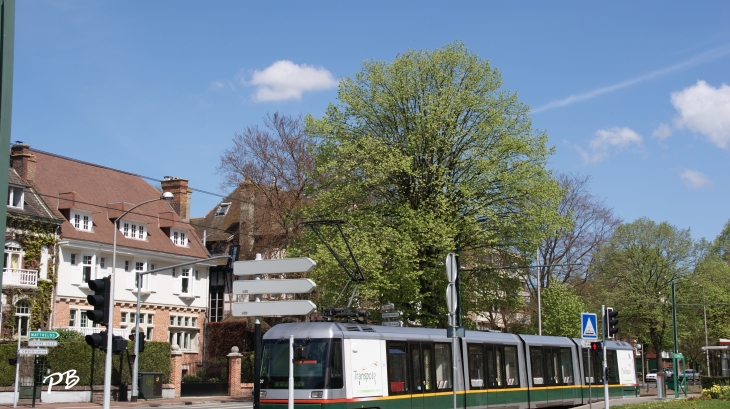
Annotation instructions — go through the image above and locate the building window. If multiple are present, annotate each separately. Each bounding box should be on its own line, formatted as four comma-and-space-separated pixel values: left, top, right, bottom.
69, 309, 96, 328
4, 241, 23, 272
7, 185, 24, 208
100, 258, 106, 268
122, 310, 154, 340
181, 268, 190, 294
170, 230, 188, 247
15, 301, 31, 337
210, 291, 224, 322
82, 255, 93, 283
215, 203, 230, 216
120, 220, 147, 240
70, 253, 77, 266
169, 315, 199, 351
70, 211, 93, 231
125, 260, 130, 272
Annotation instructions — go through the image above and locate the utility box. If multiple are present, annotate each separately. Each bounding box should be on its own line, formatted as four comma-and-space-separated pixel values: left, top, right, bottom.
139, 372, 164, 399
657, 372, 666, 398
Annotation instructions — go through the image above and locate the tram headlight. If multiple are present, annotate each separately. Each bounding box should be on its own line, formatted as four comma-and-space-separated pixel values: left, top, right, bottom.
311, 391, 323, 398
260, 391, 267, 398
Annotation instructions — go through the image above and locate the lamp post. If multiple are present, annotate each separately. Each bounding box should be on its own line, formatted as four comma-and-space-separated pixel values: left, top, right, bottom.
104, 192, 173, 409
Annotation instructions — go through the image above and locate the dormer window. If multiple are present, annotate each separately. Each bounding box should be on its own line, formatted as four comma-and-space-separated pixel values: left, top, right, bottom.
215, 203, 230, 216
7, 186, 23, 209
170, 229, 188, 247
120, 220, 147, 240
70, 210, 93, 232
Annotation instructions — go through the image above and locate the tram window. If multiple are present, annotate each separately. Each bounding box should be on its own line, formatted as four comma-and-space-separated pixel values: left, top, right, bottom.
495, 345, 504, 387
422, 343, 434, 392
606, 350, 619, 384
485, 344, 497, 387
504, 345, 519, 387
582, 348, 603, 384
560, 348, 574, 384
261, 339, 330, 389
434, 343, 453, 390
468, 344, 485, 389
411, 344, 424, 392
545, 348, 560, 385
530, 347, 545, 385
329, 339, 343, 389
387, 343, 409, 395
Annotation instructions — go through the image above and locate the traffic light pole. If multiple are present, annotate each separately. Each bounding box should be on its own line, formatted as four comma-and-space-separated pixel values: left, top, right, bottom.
602, 305, 609, 409
130, 254, 231, 402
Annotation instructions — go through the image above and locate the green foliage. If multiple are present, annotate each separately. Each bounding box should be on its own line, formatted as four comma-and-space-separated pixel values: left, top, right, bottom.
0, 341, 171, 387
55, 328, 85, 342
540, 280, 586, 337
702, 376, 730, 390
182, 374, 201, 383
590, 218, 696, 363
299, 41, 565, 327
703, 384, 730, 400
620, 399, 730, 408
241, 352, 255, 383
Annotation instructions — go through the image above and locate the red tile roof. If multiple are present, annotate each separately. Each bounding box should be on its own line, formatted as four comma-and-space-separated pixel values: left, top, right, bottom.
29, 149, 209, 259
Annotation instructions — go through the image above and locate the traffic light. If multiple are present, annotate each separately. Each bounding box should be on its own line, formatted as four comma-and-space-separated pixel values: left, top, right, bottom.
226, 245, 240, 272
129, 331, 146, 353
86, 330, 108, 350
605, 307, 619, 338
111, 335, 128, 355
605, 367, 612, 380
590, 341, 603, 353
86, 276, 111, 326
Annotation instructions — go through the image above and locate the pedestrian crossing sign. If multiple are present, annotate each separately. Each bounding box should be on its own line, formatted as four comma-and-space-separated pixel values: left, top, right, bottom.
581, 313, 598, 339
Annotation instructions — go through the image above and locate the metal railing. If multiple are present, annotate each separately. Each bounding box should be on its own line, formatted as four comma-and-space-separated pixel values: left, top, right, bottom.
3, 268, 38, 287
57, 326, 127, 337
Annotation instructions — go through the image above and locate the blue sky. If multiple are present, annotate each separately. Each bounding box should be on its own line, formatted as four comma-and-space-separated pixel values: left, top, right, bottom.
12, 1, 730, 242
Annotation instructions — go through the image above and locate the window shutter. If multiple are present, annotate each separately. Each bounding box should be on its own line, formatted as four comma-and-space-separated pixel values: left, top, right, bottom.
172, 273, 181, 295
71, 258, 81, 285
126, 271, 135, 290
39, 246, 49, 280
149, 274, 157, 293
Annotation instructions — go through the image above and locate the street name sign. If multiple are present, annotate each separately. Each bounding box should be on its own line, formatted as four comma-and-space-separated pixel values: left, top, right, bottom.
19, 348, 48, 355
381, 303, 394, 311
29, 331, 59, 339
28, 340, 58, 347
382, 312, 402, 319
233, 258, 316, 276
581, 339, 592, 348
581, 313, 598, 340
382, 321, 403, 327
232, 300, 316, 317
232, 279, 316, 295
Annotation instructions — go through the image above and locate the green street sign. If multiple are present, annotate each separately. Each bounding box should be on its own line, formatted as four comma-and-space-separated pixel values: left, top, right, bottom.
29, 331, 59, 339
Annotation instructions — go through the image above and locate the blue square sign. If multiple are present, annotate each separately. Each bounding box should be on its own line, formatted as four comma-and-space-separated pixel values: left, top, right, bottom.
581, 313, 598, 339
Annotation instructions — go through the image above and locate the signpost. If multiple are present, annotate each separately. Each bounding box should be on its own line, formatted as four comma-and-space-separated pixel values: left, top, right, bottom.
29, 331, 58, 339
232, 255, 318, 409
18, 348, 48, 355
28, 340, 58, 348
445, 252, 458, 409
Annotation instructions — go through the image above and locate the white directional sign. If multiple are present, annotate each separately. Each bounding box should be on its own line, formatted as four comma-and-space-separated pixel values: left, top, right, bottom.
382, 321, 403, 327
19, 348, 48, 355
446, 283, 457, 314
445, 253, 458, 283
581, 339, 592, 348
233, 258, 316, 276
232, 300, 316, 317
28, 340, 58, 347
382, 311, 402, 319
233, 279, 316, 295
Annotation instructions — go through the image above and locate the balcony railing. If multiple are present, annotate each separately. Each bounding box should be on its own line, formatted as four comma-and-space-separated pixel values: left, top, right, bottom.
3, 268, 38, 288
57, 326, 127, 337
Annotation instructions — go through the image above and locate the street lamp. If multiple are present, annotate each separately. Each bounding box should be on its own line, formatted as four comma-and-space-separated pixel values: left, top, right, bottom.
103, 192, 173, 409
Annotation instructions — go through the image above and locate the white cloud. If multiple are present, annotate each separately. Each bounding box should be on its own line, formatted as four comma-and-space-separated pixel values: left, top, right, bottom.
577, 127, 643, 164
246, 60, 338, 102
680, 168, 712, 189
652, 123, 673, 139
670, 80, 730, 149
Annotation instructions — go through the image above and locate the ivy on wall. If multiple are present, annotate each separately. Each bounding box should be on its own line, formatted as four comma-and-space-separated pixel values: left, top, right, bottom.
2, 214, 60, 338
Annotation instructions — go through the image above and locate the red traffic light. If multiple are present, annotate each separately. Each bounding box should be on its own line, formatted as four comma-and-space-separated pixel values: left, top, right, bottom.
129, 333, 135, 341
590, 341, 603, 352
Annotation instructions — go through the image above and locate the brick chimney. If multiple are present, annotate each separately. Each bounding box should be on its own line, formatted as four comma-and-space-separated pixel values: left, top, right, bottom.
160, 176, 192, 222
10, 144, 37, 183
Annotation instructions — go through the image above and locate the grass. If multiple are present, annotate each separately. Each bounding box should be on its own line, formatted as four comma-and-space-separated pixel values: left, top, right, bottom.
619, 399, 729, 409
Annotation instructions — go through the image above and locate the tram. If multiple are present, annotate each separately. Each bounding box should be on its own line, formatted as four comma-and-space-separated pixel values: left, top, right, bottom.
260, 322, 637, 409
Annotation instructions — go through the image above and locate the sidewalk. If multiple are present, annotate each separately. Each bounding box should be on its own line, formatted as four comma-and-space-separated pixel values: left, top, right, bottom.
0, 396, 251, 408
573, 394, 701, 409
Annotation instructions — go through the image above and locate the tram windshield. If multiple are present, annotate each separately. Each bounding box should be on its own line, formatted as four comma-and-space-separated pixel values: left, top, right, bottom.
261, 338, 342, 389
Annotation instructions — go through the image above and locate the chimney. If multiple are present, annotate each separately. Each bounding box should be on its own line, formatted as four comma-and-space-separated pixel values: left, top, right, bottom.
10, 144, 37, 183
160, 176, 192, 222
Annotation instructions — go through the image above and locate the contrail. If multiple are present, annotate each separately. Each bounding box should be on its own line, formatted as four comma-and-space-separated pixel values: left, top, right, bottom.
533, 44, 730, 113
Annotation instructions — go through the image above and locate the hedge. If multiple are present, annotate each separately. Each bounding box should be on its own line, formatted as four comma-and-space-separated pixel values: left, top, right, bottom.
702, 376, 730, 389
0, 340, 171, 387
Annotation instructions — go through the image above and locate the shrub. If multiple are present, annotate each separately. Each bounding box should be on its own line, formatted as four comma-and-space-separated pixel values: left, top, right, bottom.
182, 374, 200, 383
702, 384, 730, 400
55, 328, 85, 342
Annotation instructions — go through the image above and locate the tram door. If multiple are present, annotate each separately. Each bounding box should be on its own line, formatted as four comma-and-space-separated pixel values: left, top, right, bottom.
409, 342, 434, 409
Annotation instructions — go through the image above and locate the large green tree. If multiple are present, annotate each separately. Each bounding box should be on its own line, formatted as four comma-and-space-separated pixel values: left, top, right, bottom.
541, 280, 586, 337
297, 42, 564, 327
590, 218, 696, 369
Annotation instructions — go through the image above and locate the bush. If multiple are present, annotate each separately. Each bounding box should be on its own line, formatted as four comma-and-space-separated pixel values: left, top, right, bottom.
182, 374, 201, 383
701, 376, 730, 390
702, 384, 730, 400
0, 340, 172, 387
55, 328, 85, 342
